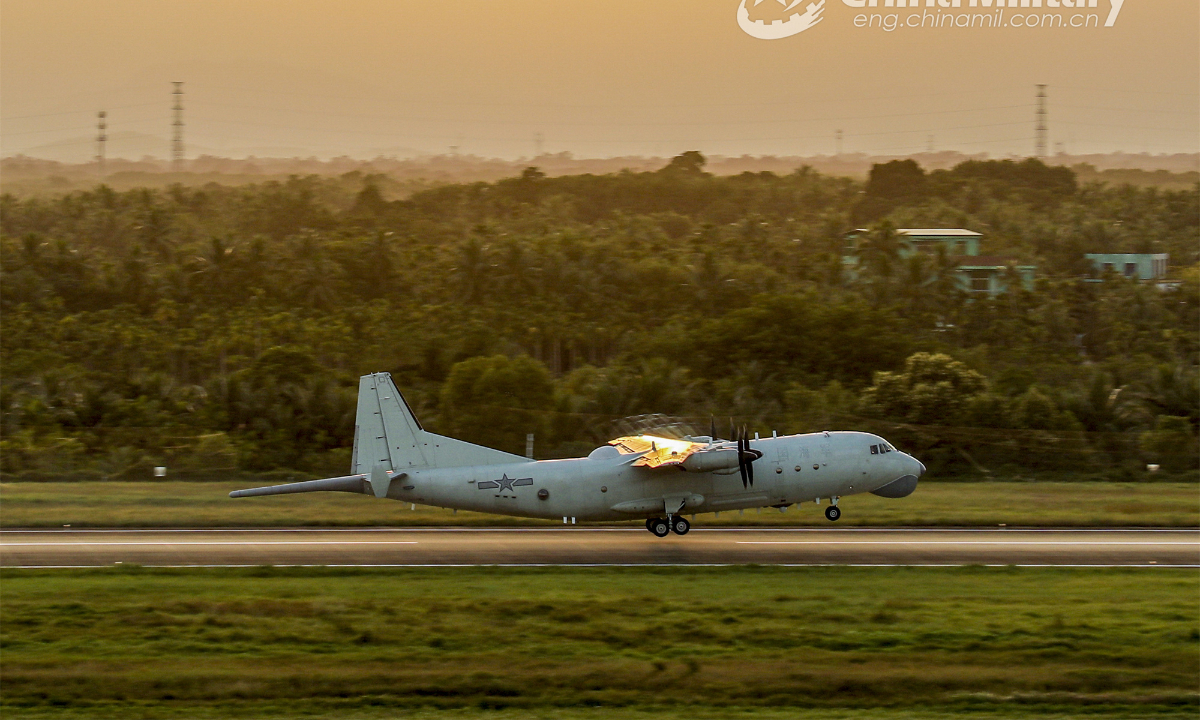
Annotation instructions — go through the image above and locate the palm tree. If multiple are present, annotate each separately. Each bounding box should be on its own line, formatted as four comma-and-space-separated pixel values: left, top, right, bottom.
858, 221, 902, 305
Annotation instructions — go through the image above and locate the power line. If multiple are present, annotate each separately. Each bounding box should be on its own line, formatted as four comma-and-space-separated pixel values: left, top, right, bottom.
192, 100, 1035, 129
1056, 104, 1199, 117
0, 103, 1035, 142
1054, 84, 1200, 98
0, 102, 163, 123
1054, 120, 1197, 133
189, 81, 1033, 111
0, 125, 101, 138
183, 114, 1035, 144
7, 89, 1195, 159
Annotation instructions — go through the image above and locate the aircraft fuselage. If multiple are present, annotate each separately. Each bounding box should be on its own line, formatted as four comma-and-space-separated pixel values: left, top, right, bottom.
230, 374, 924, 532
391, 431, 922, 521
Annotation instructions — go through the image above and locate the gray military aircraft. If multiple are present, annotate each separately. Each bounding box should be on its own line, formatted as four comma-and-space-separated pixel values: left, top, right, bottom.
231, 372, 925, 536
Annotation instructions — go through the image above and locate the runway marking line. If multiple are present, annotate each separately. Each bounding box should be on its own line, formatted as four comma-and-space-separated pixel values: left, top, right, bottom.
4, 563, 1198, 569
1, 541, 418, 547
4, 540, 1194, 547
3, 527, 1197, 534
736, 540, 1199, 546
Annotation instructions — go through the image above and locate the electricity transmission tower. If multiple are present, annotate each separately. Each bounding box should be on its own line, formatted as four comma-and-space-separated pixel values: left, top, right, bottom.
172, 82, 184, 170
1035, 84, 1048, 159
96, 111, 107, 176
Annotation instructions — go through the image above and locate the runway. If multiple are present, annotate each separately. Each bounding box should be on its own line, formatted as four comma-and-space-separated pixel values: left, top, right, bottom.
2, 528, 1197, 567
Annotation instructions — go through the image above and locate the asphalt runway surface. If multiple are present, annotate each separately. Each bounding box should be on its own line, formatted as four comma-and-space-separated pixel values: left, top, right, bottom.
2, 528, 1197, 567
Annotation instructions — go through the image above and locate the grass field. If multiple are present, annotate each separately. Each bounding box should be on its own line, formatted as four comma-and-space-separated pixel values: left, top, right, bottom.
1, 566, 1197, 719
1, 480, 1197, 528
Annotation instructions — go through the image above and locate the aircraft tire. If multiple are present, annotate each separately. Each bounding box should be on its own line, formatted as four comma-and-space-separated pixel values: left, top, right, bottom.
649, 518, 671, 538
671, 516, 690, 536
825, 505, 841, 522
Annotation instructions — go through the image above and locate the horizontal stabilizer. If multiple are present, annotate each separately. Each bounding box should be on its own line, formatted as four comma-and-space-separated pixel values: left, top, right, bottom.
229, 474, 367, 498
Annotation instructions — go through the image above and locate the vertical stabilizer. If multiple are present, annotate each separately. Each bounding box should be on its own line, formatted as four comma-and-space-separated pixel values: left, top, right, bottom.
351, 372, 530, 476
352, 372, 428, 475
234, 372, 531, 501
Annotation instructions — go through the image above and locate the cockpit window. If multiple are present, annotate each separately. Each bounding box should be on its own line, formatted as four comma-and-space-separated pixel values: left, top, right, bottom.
870, 444, 879, 455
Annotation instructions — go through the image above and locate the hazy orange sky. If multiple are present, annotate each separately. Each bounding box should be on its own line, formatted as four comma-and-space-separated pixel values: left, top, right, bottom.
2, 0, 1197, 160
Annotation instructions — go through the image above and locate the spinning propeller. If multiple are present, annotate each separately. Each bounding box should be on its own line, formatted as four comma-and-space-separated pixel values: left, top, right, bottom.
736, 425, 763, 489
712, 417, 762, 488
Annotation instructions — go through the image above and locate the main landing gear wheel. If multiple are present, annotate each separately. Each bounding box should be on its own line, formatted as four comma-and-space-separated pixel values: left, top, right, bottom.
825, 505, 841, 522
649, 518, 671, 537
671, 516, 690, 536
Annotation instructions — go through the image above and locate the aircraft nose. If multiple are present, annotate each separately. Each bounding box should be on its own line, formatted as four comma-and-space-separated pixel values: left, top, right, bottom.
914, 457, 926, 477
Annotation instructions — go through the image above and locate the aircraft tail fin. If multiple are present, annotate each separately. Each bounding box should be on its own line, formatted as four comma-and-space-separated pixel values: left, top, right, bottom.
351, 372, 426, 475
351, 372, 529, 476
231, 372, 529, 501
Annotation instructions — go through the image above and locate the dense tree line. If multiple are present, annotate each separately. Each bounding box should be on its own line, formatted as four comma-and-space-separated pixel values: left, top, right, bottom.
1, 155, 1196, 480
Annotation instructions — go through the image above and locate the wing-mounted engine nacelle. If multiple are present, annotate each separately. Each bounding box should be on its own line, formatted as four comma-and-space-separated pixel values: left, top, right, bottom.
680, 448, 740, 473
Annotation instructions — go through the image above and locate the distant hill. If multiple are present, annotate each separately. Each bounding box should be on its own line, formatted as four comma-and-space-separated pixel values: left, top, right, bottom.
2, 150, 1196, 197
12, 131, 216, 164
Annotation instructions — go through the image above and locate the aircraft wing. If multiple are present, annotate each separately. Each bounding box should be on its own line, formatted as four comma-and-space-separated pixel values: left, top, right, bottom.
607, 434, 735, 470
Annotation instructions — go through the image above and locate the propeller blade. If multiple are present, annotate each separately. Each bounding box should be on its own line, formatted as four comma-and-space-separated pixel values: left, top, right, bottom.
735, 434, 745, 488
742, 426, 756, 486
